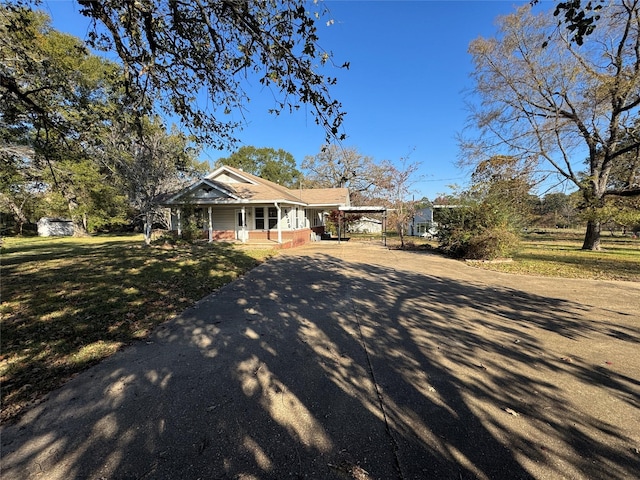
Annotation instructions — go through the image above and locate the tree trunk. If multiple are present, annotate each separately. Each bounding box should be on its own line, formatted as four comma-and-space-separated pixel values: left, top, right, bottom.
582, 220, 601, 250
144, 217, 152, 245
397, 221, 405, 248
1, 193, 29, 234
68, 198, 89, 237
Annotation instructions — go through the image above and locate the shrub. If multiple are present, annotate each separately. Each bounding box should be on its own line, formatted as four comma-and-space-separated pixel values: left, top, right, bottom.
437, 201, 521, 260
465, 227, 520, 260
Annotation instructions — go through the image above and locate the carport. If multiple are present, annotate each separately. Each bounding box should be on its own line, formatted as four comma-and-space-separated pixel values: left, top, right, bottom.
337, 206, 388, 246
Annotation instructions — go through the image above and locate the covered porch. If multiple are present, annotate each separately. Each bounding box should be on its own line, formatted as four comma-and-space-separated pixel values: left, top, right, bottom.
168, 203, 327, 247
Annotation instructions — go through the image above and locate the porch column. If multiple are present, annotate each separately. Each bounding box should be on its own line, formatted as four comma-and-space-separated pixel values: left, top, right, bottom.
177, 208, 182, 237
383, 210, 387, 247
241, 206, 247, 243
208, 206, 213, 243
275, 203, 282, 244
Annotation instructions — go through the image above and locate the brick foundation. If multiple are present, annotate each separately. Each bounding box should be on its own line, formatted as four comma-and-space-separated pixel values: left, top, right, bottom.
170, 228, 314, 247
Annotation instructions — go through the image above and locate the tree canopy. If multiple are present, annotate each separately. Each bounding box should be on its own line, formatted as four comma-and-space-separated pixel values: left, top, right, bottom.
8, 0, 346, 149
1, 7, 204, 236
1, 6, 124, 234
215, 146, 300, 188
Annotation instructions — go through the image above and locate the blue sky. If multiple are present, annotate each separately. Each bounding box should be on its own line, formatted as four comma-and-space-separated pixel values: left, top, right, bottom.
43, 0, 550, 200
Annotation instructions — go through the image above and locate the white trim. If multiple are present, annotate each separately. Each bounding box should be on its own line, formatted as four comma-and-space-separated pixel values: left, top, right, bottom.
208, 207, 213, 243
165, 178, 240, 204
205, 165, 260, 185
275, 202, 282, 244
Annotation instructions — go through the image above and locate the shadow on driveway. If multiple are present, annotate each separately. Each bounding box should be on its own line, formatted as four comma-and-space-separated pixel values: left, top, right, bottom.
2, 245, 639, 479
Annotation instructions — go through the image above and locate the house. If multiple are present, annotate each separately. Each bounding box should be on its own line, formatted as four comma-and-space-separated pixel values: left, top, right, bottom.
37, 217, 74, 237
159, 165, 350, 247
409, 207, 436, 237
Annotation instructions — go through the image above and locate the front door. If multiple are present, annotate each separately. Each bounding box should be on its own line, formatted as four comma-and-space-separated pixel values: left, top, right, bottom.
235, 209, 247, 241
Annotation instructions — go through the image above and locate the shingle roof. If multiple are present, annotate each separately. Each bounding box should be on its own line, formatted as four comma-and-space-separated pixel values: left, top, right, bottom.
162, 165, 349, 207
216, 166, 306, 203
298, 188, 350, 206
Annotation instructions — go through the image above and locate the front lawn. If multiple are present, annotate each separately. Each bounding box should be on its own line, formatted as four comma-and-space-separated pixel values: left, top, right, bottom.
461, 229, 640, 282
0, 235, 274, 423
383, 229, 640, 282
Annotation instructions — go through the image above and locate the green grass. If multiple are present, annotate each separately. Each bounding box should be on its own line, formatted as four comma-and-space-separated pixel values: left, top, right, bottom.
462, 229, 640, 282
0, 235, 274, 423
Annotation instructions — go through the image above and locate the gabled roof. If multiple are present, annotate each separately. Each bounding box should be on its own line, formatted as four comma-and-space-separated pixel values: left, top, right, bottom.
160, 177, 240, 205
160, 165, 349, 207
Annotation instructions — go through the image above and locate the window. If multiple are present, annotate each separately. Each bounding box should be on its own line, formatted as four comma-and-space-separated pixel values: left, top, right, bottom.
268, 207, 278, 229
255, 207, 264, 229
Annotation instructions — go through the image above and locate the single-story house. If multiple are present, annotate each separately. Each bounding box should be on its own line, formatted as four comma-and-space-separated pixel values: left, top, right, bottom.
159, 165, 350, 247
37, 217, 74, 237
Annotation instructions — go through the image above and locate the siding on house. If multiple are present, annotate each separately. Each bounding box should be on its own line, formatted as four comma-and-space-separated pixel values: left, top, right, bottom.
160, 165, 351, 245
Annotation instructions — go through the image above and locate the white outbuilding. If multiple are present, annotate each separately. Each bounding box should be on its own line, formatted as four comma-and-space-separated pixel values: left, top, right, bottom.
37, 218, 74, 237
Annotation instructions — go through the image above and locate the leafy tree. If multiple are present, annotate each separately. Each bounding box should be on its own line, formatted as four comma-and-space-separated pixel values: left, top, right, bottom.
437, 157, 526, 259
216, 146, 300, 188
39, 157, 129, 232
0, 135, 39, 233
10, 0, 346, 148
437, 197, 521, 260
596, 196, 640, 235
1, 6, 123, 234
470, 155, 536, 223
463, 2, 640, 250
414, 196, 433, 210
2, 7, 216, 239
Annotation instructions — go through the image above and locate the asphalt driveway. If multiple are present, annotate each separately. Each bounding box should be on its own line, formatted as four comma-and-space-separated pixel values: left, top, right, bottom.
1, 242, 639, 479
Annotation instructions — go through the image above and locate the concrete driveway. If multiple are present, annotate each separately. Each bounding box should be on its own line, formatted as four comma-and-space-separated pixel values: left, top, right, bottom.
2, 242, 639, 479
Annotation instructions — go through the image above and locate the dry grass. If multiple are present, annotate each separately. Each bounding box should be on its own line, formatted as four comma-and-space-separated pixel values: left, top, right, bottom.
0, 235, 274, 423
384, 229, 640, 282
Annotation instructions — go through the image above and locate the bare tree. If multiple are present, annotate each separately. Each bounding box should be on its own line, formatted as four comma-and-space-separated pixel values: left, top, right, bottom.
462, 1, 640, 250
375, 156, 420, 249
301, 145, 387, 203
99, 118, 206, 244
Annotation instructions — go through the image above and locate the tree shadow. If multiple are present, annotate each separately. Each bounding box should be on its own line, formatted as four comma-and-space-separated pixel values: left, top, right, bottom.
1, 238, 261, 422
1, 249, 638, 479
